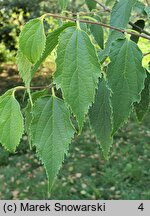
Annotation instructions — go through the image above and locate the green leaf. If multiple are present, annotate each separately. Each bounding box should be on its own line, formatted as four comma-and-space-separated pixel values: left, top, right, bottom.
89, 79, 113, 159
90, 15, 104, 49
99, 31, 124, 63
80, 23, 88, 32
58, 0, 69, 10
31, 22, 75, 79
0, 90, 24, 152
85, 0, 97, 11
134, 72, 150, 121
99, 0, 137, 62
18, 22, 75, 89
16, 50, 32, 88
134, 1, 146, 14
109, 0, 137, 44
24, 89, 49, 147
54, 27, 101, 132
31, 96, 75, 191
110, 0, 137, 28
107, 39, 146, 134
19, 18, 46, 64
145, 6, 150, 19
106, 0, 116, 6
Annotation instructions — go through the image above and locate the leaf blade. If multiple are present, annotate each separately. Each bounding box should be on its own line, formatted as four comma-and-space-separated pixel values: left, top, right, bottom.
99, 0, 137, 62
89, 79, 113, 159
85, 0, 97, 11
54, 27, 101, 132
110, 0, 137, 28
90, 15, 104, 49
145, 6, 150, 19
31, 96, 75, 191
0, 90, 24, 152
107, 39, 146, 134
19, 18, 46, 64
58, 0, 69, 10
31, 22, 75, 79
134, 71, 150, 121
16, 50, 32, 88
24, 89, 49, 147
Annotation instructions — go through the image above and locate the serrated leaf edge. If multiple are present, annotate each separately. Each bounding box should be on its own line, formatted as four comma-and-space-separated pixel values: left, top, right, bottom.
19, 18, 46, 64
89, 80, 114, 160
55, 27, 101, 133
31, 96, 75, 191
0, 90, 24, 152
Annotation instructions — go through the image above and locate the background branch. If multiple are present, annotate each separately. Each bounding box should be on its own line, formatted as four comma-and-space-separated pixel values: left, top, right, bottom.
15, 83, 54, 91
92, 0, 150, 36
45, 13, 150, 41
129, 21, 150, 36
93, 0, 110, 12
144, 52, 150, 57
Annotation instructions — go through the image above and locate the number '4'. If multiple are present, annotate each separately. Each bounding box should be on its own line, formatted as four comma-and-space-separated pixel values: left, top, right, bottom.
138, 203, 144, 211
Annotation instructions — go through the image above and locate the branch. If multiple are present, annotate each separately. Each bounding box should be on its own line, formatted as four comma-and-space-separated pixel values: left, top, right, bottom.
63, 11, 107, 16
129, 21, 150, 37
143, 52, 150, 57
44, 13, 150, 41
15, 83, 54, 91
92, 0, 150, 37
30, 84, 54, 90
93, 0, 110, 12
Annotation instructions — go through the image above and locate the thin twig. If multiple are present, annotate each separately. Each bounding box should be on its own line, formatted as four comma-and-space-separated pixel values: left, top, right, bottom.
63, 11, 106, 16
93, 0, 110, 12
66, 11, 149, 36
15, 83, 54, 91
30, 83, 54, 90
92, 0, 150, 36
129, 21, 150, 36
143, 52, 150, 57
68, 11, 150, 36
44, 13, 150, 40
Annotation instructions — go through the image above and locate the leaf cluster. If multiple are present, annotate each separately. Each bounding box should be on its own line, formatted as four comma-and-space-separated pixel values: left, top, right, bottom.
0, 0, 150, 191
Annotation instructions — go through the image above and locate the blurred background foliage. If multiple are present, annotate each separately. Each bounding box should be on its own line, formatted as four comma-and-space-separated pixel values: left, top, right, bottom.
0, 0, 59, 62
0, 0, 150, 199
